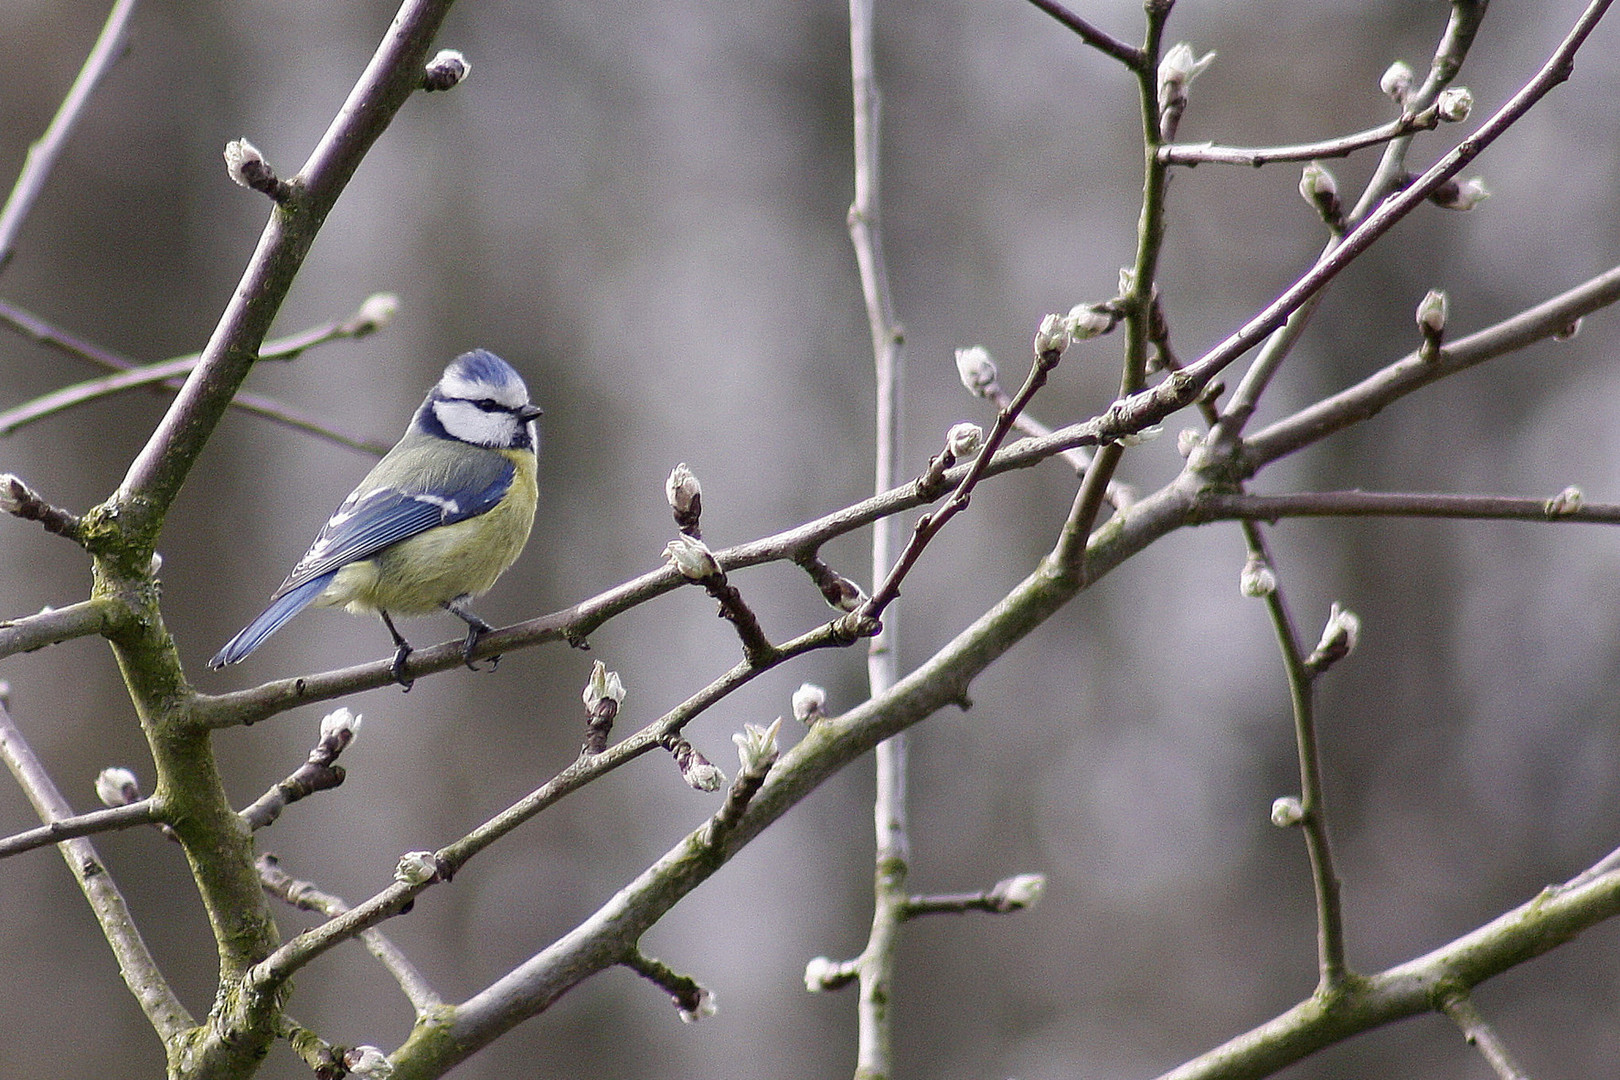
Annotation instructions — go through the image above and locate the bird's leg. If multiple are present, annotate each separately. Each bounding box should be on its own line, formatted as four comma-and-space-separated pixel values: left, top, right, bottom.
380, 611, 415, 690
444, 595, 498, 672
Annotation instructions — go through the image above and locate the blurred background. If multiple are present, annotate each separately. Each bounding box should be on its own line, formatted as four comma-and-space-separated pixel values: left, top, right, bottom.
4, 0, 1620, 1076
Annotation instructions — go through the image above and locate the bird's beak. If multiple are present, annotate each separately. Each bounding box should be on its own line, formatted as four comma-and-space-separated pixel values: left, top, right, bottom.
520, 404, 543, 423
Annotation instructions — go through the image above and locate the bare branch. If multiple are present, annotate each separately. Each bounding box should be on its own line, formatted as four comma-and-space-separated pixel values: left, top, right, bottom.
257, 854, 442, 1015
0, 798, 158, 859
1161, 107, 1442, 167
0, 598, 116, 661
1023, 0, 1147, 69
1243, 261, 1620, 471
1439, 992, 1535, 1080
0, 690, 191, 1039
0, 0, 140, 275
0, 473, 83, 544
1196, 489, 1620, 525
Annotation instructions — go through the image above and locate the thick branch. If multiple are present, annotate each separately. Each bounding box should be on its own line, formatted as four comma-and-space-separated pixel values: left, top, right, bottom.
0, 693, 191, 1042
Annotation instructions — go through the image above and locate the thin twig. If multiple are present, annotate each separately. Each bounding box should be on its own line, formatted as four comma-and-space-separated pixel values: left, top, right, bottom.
1159, 108, 1441, 166
1243, 260, 1620, 471
257, 854, 442, 1015
1196, 490, 1620, 525
1244, 524, 1348, 991
0, 691, 191, 1039
1439, 991, 1535, 1080
0, 299, 394, 454
0, 798, 158, 859
848, 0, 909, 1070
0, 0, 140, 275
0, 598, 117, 662
1022, 0, 1146, 69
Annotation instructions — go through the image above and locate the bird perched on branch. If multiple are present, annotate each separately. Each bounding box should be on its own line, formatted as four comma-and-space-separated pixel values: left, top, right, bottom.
210, 349, 541, 688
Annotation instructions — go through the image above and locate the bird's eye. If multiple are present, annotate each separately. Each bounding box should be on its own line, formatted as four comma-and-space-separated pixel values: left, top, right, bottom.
474, 398, 503, 412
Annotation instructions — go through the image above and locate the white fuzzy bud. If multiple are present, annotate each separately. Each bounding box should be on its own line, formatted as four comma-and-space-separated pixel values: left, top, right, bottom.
1117, 424, 1163, 447
1066, 304, 1114, 340
96, 767, 140, 807
947, 422, 985, 460
223, 138, 268, 188
353, 293, 399, 334
1033, 313, 1071, 355
1416, 289, 1448, 336
1432, 176, 1490, 211
319, 706, 362, 744
344, 1047, 395, 1079
422, 49, 470, 91
394, 851, 442, 886
991, 872, 1047, 910
1298, 161, 1342, 226
583, 660, 627, 713
1118, 267, 1137, 296
665, 463, 702, 515
791, 682, 828, 726
1380, 60, 1415, 102
678, 988, 718, 1023
1271, 795, 1305, 827
804, 956, 840, 992
1546, 485, 1584, 517
1307, 602, 1362, 672
1437, 86, 1473, 123
1239, 556, 1277, 598
1176, 428, 1203, 458
0, 474, 27, 515
1159, 42, 1216, 101
954, 346, 999, 396
663, 535, 720, 580
733, 717, 783, 776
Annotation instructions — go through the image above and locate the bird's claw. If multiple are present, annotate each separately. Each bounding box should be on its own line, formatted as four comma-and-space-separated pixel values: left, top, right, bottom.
391, 644, 415, 692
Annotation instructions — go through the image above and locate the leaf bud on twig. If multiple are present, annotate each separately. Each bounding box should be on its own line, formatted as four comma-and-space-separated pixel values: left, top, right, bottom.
583, 660, 626, 716
946, 422, 985, 460
1033, 313, 1071, 356
343, 1046, 395, 1079
1270, 795, 1305, 828
1429, 176, 1490, 211
95, 767, 141, 807
222, 138, 292, 203
954, 345, 999, 397
732, 717, 783, 777
1239, 555, 1277, 598
791, 682, 828, 726
421, 49, 470, 92
664, 534, 720, 580
669, 738, 726, 792
1437, 86, 1474, 123
1066, 303, 1116, 340
1306, 602, 1361, 674
318, 706, 362, 747
1379, 60, 1415, 103
1158, 42, 1216, 140
1298, 161, 1343, 230
989, 872, 1047, 911
665, 462, 703, 536
1416, 288, 1448, 360
1545, 485, 1584, 518
677, 988, 718, 1023
394, 851, 444, 886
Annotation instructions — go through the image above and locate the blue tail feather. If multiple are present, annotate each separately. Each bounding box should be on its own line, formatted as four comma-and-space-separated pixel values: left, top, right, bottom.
209, 572, 336, 668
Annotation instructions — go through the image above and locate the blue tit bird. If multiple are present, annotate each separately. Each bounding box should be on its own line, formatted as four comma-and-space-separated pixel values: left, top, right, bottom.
210, 348, 541, 688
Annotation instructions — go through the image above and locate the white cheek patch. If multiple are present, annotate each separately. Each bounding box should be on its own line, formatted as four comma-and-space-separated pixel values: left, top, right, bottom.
438, 371, 528, 410
434, 399, 517, 447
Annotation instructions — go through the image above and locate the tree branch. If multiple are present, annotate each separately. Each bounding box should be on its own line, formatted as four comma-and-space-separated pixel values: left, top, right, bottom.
0, 689, 192, 1041
0, 0, 140, 275
1022, 0, 1146, 69
1159, 108, 1443, 166
1196, 489, 1620, 525
0, 798, 158, 859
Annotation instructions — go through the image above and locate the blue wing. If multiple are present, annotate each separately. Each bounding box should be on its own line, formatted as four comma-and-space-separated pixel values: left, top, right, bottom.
209, 450, 515, 668
273, 456, 516, 599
